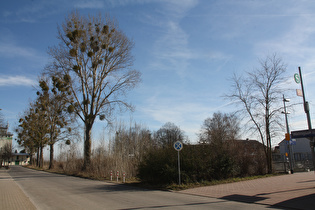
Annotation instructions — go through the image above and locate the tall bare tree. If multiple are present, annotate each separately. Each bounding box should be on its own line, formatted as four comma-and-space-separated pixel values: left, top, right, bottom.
226, 54, 286, 174
46, 12, 141, 169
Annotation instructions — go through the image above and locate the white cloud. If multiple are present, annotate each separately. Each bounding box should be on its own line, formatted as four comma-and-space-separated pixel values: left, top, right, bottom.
0, 75, 36, 87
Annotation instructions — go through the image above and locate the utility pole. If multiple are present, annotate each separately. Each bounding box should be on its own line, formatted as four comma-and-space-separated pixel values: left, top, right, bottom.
297, 67, 315, 171
298, 67, 312, 129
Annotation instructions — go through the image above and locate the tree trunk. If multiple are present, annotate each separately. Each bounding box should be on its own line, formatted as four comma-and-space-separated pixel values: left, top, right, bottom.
83, 122, 93, 170
39, 146, 44, 168
36, 147, 40, 167
49, 144, 54, 169
267, 135, 272, 174
30, 154, 34, 165
265, 106, 273, 174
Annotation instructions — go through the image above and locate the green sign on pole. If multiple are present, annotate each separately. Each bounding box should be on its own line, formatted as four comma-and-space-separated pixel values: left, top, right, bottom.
294, 73, 300, 84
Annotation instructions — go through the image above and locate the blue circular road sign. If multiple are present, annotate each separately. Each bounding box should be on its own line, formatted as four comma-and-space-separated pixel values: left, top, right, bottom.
174, 141, 183, 151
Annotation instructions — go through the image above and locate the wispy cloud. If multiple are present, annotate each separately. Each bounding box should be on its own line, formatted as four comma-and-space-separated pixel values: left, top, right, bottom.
0, 75, 36, 87
0, 32, 48, 70
0, 42, 46, 61
148, 0, 229, 77
74, 0, 105, 9
147, 0, 199, 78
161, 0, 198, 19
254, 4, 315, 66
151, 22, 191, 76
1, 1, 63, 23
251, 3, 315, 108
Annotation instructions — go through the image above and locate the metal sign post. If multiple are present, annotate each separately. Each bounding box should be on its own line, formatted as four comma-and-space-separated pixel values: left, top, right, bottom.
283, 95, 293, 173
174, 141, 183, 185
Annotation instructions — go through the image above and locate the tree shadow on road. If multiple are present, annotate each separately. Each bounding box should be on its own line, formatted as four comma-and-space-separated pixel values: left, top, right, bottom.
220, 193, 315, 210
220, 194, 266, 203
79, 182, 155, 194
271, 193, 315, 210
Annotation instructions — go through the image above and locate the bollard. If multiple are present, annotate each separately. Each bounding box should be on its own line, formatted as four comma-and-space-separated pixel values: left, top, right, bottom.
123, 172, 125, 183
110, 170, 113, 181
116, 171, 119, 182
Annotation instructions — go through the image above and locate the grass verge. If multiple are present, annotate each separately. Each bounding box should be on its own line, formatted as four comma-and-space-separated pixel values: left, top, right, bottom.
165, 174, 281, 191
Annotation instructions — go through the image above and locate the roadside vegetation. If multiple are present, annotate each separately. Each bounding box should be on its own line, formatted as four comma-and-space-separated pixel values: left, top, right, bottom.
24, 115, 273, 191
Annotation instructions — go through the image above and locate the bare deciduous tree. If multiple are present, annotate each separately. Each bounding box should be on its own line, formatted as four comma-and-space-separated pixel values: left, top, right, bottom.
199, 112, 240, 145
109, 121, 152, 177
154, 122, 186, 148
226, 54, 286, 174
46, 12, 141, 169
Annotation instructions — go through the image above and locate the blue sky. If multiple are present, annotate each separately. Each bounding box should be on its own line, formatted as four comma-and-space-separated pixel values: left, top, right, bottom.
1, 0, 315, 148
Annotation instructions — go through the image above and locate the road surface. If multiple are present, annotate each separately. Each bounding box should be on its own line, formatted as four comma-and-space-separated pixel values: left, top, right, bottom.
2, 166, 276, 209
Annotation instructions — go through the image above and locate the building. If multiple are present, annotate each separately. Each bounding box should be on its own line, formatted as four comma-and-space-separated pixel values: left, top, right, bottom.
273, 138, 313, 172
1, 125, 30, 166
7, 152, 31, 166
0, 125, 13, 149
0, 125, 13, 166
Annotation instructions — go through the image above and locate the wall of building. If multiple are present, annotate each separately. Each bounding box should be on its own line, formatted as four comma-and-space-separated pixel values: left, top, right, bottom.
274, 138, 313, 172
0, 125, 13, 154
2, 154, 30, 166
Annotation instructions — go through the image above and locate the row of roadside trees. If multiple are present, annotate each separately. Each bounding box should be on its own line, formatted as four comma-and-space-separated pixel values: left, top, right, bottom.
16, 78, 76, 169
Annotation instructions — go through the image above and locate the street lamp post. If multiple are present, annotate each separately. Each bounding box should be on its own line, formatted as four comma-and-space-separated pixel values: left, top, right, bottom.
282, 95, 293, 174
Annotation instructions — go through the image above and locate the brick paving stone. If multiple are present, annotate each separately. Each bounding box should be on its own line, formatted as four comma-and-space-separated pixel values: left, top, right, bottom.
0, 169, 36, 210
179, 171, 315, 210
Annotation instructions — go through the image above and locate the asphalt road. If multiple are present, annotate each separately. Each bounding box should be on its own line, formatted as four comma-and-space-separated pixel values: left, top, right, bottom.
6, 166, 276, 210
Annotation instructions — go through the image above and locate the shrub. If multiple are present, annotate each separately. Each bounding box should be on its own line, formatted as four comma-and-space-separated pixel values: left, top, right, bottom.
138, 144, 236, 185
138, 147, 177, 184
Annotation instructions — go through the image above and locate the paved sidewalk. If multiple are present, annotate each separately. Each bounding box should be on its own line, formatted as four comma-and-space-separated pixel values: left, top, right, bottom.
180, 171, 315, 210
0, 168, 36, 210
